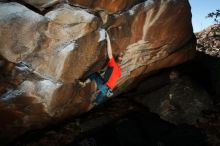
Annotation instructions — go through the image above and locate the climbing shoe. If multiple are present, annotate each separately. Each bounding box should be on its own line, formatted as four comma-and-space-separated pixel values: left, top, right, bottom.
92, 100, 98, 106
78, 80, 86, 87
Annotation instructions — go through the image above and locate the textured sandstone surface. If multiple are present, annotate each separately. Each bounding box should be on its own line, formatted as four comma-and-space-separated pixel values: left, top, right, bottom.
68, 0, 145, 13
0, 0, 195, 143
22, 0, 145, 13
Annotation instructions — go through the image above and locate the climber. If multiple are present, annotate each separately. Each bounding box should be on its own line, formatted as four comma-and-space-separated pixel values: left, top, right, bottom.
78, 31, 122, 105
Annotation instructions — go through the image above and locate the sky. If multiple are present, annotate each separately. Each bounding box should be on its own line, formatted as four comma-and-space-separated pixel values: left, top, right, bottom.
188, 0, 220, 32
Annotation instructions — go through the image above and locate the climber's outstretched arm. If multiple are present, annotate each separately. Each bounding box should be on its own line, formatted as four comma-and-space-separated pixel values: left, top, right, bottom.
106, 32, 113, 59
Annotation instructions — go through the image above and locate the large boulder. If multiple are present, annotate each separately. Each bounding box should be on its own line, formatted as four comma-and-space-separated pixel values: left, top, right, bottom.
0, 0, 195, 143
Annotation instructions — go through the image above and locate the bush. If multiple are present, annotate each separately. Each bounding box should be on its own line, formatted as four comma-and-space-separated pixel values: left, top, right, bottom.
206, 9, 220, 24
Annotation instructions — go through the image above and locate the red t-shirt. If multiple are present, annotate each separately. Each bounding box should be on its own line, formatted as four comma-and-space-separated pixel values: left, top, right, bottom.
105, 58, 121, 89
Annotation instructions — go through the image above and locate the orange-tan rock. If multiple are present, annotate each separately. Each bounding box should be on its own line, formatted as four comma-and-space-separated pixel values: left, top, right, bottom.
22, 0, 144, 13
68, 0, 144, 13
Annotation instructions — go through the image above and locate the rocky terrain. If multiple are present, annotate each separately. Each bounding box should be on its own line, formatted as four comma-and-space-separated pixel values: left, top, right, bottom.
195, 24, 220, 146
196, 24, 220, 57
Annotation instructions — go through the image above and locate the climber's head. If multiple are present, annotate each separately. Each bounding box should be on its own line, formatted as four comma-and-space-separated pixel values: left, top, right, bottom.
115, 52, 124, 64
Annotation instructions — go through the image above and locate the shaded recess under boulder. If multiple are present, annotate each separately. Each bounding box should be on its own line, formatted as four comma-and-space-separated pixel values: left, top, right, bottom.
0, 0, 195, 144
134, 69, 213, 125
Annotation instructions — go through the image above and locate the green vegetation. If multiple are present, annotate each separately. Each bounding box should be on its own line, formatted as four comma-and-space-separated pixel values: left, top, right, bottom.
207, 9, 220, 24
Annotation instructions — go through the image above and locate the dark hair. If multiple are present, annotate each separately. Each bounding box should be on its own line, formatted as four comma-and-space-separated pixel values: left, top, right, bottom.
114, 54, 123, 63
115, 55, 120, 63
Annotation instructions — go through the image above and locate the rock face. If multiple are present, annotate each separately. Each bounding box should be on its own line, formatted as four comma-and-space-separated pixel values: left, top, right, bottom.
196, 24, 220, 57
0, 0, 195, 143
22, 0, 145, 13
68, 0, 145, 13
